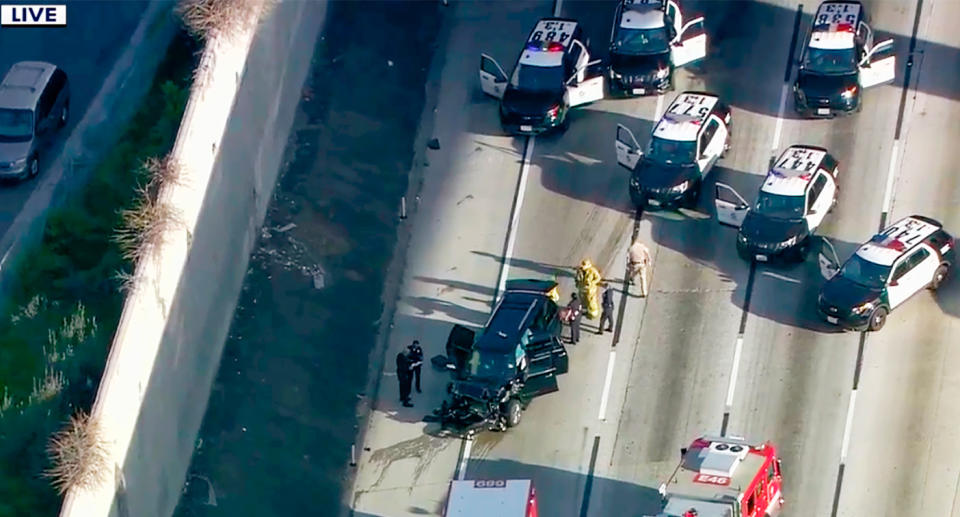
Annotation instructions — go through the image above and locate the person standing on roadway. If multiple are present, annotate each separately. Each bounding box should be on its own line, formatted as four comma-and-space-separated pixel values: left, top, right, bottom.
396, 348, 414, 407
598, 283, 615, 335
628, 238, 652, 297
408, 340, 424, 393
566, 292, 583, 344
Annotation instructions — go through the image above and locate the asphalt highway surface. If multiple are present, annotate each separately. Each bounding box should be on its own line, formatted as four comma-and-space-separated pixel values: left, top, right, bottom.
349, 0, 960, 515
0, 0, 148, 235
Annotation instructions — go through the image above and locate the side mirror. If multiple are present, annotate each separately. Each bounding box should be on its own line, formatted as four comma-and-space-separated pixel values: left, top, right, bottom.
738, 203, 749, 210
889, 279, 898, 287
808, 209, 818, 215
680, 447, 688, 458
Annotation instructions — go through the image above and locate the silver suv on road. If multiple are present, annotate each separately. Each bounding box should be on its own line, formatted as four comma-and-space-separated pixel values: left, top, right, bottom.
0, 61, 70, 182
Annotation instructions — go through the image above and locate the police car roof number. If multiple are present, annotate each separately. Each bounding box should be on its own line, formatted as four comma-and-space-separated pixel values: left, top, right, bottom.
775, 148, 824, 173
817, 2, 859, 27
531, 20, 571, 45
669, 94, 712, 120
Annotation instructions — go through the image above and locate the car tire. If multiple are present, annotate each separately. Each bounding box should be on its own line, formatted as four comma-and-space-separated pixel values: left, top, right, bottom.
867, 306, 888, 332
558, 113, 570, 133
27, 156, 39, 180
504, 399, 522, 428
930, 264, 949, 290
683, 185, 702, 209
58, 101, 69, 128
794, 239, 811, 262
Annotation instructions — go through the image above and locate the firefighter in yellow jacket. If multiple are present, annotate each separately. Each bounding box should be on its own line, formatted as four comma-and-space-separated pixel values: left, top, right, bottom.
575, 258, 602, 320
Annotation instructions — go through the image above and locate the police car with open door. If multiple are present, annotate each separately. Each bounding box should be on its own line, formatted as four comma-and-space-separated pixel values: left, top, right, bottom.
479, 18, 604, 135
715, 145, 840, 263
608, 0, 707, 97
616, 91, 731, 209
818, 215, 955, 331
794, 1, 896, 117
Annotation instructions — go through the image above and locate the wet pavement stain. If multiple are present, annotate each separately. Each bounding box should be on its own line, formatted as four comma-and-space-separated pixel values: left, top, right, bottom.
367, 434, 450, 490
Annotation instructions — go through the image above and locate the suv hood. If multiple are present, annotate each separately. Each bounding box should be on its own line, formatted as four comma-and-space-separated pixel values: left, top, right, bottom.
451, 378, 505, 402
610, 52, 670, 75
740, 212, 807, 244
0, 140, 31, 163
633, 159, 699, 188
821, 274, 881, 308
502, 88, 563, 115
797, 71, 857, 97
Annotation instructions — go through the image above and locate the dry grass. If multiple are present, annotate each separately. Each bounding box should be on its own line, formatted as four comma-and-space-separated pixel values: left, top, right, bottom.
176, 0, 274, 41
44, 410, 110, 495
114, 156, 185, 265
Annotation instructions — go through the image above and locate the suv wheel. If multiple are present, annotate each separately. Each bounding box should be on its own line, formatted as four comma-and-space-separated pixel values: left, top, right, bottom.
504, 399, 522, 428
27, 156, 39, 179
867, 306, 888, 332
58, 102, 69, 128
930, 264, 949, 290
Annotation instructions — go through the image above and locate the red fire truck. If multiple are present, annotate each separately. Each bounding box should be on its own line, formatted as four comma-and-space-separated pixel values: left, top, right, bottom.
443, 479, 539, 517
648, 435, 784, 517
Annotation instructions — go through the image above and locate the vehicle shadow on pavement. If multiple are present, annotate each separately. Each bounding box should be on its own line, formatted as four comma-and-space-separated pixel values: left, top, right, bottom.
934, 268, 960, 320
465, 457, 663, 517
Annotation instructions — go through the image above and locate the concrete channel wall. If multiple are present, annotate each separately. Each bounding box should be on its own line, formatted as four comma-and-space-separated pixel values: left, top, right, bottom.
59, 1, 327, 516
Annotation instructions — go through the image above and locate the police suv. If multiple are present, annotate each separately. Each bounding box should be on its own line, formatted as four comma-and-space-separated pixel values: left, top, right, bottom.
794, 1, 896, 117
608, 0, 707, 97
714, 145, 840, 263
479, 18, 604, 135
616, 91, 731, 209
818, 215, 955, 331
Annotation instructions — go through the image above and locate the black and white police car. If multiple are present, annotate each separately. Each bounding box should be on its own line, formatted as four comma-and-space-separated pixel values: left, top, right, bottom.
818, 215, 955, 331
479, 18, 604, 135
607, 0, 707, 97
715, 145, 840, 263
794, 1, 896, 117
616, 91, 731, 209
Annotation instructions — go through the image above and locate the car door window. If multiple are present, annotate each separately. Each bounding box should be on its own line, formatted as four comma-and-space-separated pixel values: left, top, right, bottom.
807, 174, 827, 211
892, 248, 929, 282
699, 119, 718, 157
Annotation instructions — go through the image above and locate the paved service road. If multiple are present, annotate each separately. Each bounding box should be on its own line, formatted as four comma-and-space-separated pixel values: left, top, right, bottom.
0, 0, 148, 234
349, 0, 960, 515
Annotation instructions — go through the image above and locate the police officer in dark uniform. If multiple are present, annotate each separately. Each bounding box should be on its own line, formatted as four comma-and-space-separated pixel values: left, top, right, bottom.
567, 293, 583, 344
396, 348, 414, 407
408, 340, 424, 393
599, 283, 615, 335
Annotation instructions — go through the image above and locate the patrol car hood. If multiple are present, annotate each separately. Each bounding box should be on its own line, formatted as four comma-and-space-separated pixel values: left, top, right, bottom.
821, 274, 881, 308
797, 71, 857, 98
0, 140, 32, 163
739, 212, 807, 245
501, 88, 563, 115
610, 52, 669, 76
633, 158, 699, 188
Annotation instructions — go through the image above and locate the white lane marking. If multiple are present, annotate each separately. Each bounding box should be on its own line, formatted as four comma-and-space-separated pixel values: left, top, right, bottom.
554, 0, 563, 16
598, 351, 617, 421
881, 139, 901, 214
761, 271, 800, 284
771, 83, 789, 151
654, 94, 665, 121
840, 389, 857, 461
494, 137, 536, 297
724, 336, 744, 408
457, 437, 473, 480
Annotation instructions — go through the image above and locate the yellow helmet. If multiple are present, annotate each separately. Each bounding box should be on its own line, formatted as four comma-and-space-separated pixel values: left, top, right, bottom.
580, 258, 593, 269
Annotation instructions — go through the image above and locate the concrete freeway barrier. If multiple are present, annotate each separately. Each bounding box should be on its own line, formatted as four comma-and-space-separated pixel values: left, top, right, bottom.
58, 1, 327, 516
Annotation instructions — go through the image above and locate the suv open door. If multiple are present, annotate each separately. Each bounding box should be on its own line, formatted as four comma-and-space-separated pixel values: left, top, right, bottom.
566, 58, 605, 108
671, 17, 707, 67
446, 324, 476, 375
818, 237, 840, 280
479, 54, 508, 99
615, 124, 642, 170
859, 39, 896, 88
715, 182, 750, 227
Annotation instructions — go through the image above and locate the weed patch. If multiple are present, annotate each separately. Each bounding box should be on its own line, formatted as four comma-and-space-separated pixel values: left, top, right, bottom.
0, 31, 199, 516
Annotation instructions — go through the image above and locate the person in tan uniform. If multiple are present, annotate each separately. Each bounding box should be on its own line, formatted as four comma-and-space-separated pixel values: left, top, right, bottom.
627, 239, 652, 297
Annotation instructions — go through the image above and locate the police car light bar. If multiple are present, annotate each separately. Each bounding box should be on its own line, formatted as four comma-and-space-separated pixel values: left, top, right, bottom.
526, 41, 565, 52
837, 23, 855, 32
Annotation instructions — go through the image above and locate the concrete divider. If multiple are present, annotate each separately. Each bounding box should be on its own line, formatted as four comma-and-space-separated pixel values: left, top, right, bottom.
59, 1, 327, 516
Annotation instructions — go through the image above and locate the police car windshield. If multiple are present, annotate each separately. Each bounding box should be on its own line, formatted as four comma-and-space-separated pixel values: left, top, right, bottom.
754, 192, 805, 219
802, 46, 858, 74
512, 63, 565, 92
0, 108, 33, 141
840, 255, 891, 289
467, 350, 514, 380
649, 136, 696, 164
614, 26, 673, 55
